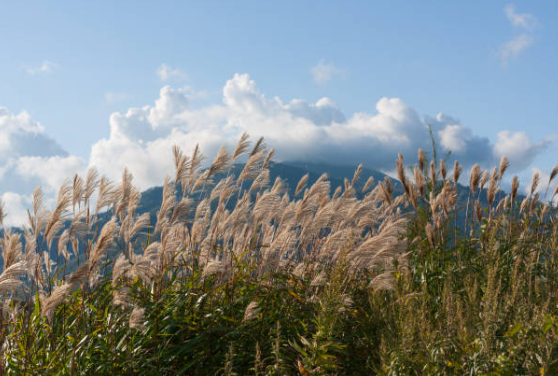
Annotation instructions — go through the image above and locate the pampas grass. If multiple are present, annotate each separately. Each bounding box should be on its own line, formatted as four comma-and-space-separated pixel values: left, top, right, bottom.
1, 134, 558, 374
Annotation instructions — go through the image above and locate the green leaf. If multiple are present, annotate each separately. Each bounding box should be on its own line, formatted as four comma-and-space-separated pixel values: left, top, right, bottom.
504, 323, 522, 338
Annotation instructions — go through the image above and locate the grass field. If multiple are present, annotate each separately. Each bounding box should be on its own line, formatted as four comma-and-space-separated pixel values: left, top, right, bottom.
0, 134, 557, 375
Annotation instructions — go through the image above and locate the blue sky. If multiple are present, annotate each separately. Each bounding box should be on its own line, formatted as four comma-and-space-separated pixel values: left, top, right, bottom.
0, 1, 557, 224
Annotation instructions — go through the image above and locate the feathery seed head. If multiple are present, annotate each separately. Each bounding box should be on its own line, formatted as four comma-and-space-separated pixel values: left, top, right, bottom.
295, 173, 309, 196
531, 171, 540, 196
439, 159, 447, 181
243, 301, 260, 322
469, 164, 481, 194
498, 157, 509, 181
453, 160, 462, 185
418, 149, 426, 172
129, 307, 146, 330
233, 132, 251, 161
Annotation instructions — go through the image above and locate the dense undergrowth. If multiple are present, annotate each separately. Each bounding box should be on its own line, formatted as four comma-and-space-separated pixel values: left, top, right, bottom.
1, 134, 558, 375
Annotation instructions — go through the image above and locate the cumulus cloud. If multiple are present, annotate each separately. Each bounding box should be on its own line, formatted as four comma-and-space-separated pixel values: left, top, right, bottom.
311, 60, 342, 84
25, 61, 59, 75
157, 64, 188, 82
89, 73, 550, 192
494, 131, 552, 172
15, 155, 85, 192
1, 192, 32, 228
0, 108, 86, 226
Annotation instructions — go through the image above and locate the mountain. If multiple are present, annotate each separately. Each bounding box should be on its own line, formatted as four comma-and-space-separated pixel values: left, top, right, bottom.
137, 161, 403, 217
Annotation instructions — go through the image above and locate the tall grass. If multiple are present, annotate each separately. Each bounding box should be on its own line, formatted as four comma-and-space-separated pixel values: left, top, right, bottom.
0, 134, 558, 375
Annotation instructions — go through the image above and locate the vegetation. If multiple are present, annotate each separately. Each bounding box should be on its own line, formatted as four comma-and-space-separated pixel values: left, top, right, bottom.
0, 134, 558, 375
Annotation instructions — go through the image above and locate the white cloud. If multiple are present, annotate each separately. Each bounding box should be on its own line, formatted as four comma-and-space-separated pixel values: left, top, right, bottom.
498, 34, 533, 64
25, 61, 59, 75
1, 192, 32, 228
157, 64, 188, 82
89, 73, 551, 192
498, 5, 539, 66
105, 92, 132, 104
504, 4, 539, 29
181, 85, 210, 100
15, 155, 85, 192
311, 60, 342, 84
0, 108, 85, 226
494, 131, 551, 172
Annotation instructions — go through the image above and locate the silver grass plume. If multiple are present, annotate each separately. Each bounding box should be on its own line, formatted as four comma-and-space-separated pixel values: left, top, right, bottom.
0, 197, 5, 228
453, 160, 462, 186
498, 157, 509, 181
480, 170, 490, 191
41, 282, 73, 321
362, 176, 375, 194
414, 165, 425, 196
549, 164, 558, 185
351, 164, 363, 187
439, 159, 447, 181
207, 145, 231, 178
249, 169, 270, 193
232, 132, 251, 162
72, 173, 84, 211
155, 177, 176, 234
173, 145, 190, 196
115, 168, 134, 221
295, 173, 309, 196
95, 176, 116, 216
530, 171, 540, 196
44, 181, 72, 247
83, 167, 100, 206
396, 154, 410, 197
129, 306, 146, 330
250, 136, 265, 157
243, 301, 260, 322
418, 149, 426, 172
1, 230, 22, 269
88, 218, 119, 279
202, 259, 225, 279
262, 148, 275, 169
187, 144, 204, 192
369, 271, 394, 291
429, 160, 436, 188
238, 149, 266, 182
469, 164, 481, 194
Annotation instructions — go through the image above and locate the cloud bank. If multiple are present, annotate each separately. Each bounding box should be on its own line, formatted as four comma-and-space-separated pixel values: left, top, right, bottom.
0, 73, 552, 226
89, 73, 550, 189
0, 107, 86, 226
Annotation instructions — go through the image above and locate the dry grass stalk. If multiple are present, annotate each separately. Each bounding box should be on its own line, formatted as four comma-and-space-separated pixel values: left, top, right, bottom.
469, 164, 481, 194
129, 307, 146, 330
453, 160, 462, 186
511, 176, 519, 205
295, 173, 309, 196
243, 301, 260, 322
232, 132, 250, 162
498, 157, 509, 181
530, 171, 540, 196
418, 149, 426, 172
